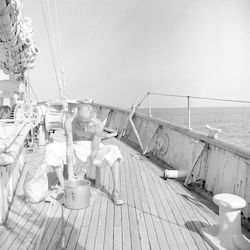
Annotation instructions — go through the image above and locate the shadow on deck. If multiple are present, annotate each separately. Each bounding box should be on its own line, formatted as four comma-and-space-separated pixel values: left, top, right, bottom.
0, 137, 248, 250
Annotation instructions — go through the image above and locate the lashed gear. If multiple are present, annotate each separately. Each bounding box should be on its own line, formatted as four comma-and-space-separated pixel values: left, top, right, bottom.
0, 0, 40, 74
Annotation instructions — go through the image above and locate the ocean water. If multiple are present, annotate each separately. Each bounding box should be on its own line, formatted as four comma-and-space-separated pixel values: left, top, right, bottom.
138, 107, 250, 148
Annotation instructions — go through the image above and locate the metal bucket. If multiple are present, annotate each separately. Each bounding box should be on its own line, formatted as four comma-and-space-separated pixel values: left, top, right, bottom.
64, 179, 91, 209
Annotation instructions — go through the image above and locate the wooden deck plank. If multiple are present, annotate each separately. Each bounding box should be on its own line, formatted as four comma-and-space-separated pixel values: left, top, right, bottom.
67, 209, 86, 250
48, 207, 71, 250
94, 216, 106, 250
141, 163, 177, 250
141, 202, 160, 250
154, 172, 189, 250
0, 199, 32, 248
130, 158, 148, 203
131, 146, 168, 249
0, 149, 54, 250
64, 209, 78, 249
166, 179, 215, 250
94, 168, 110, 250
134, 208, 150, 250
75, 202, 95, 250
165, 179, 203, 250
140, 163, 169, 250
129, 155, 157, 250
146, 172, 181, 250
132, 148, 202, 247
119, 155, 132, 250
0, 151, 46, 246
39, 204, 61, 250
129, 154, 143, 210
16, 203, 50, 250
124, 150, 142, 250
2, 138, 245, 250
8, 202, 45, 250
103, 160, 115, 250
85, 202, 101, 250
114, 204, 122, 227
103, 202, 114, 250
150, 167, 205, 250
2, 194, 45, 250
127, 155, 151, 250
114, 226, 122, 250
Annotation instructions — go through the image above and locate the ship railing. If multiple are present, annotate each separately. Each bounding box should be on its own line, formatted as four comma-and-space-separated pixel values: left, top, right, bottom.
86, 99, 250, 219
0, 107, 41, 220
0, 119, 32, 224
139, 92, 250, 130
0, 120, 27, 157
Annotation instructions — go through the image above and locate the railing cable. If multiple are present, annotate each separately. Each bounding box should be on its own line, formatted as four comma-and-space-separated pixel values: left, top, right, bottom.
148, 92, 250, 104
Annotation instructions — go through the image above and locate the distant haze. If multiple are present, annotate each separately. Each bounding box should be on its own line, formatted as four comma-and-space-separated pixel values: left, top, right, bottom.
0, 0, 250, 108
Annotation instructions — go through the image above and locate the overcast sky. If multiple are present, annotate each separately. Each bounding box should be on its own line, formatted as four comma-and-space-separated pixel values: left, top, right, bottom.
1, 0, 250, 108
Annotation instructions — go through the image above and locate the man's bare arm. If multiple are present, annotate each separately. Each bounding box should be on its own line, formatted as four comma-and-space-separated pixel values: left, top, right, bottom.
101, 131, 118, 140
65, 118, 74, 179
85, 124, 103, 168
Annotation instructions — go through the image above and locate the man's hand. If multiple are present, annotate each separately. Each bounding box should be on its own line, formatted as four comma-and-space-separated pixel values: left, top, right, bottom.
83, 159, 92, 172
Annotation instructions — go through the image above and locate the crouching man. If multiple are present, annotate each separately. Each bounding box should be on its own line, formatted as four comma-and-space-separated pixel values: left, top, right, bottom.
45, 104, 124, 205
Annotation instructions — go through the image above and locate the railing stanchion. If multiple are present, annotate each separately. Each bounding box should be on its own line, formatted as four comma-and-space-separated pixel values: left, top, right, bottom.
148, 93, 152, 117
187, 96, 191, 129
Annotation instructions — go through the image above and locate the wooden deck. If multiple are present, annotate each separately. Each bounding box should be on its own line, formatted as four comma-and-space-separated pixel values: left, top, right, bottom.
0, 137, 246, 250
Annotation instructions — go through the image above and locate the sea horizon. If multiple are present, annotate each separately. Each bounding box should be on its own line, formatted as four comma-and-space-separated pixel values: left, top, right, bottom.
138, 106, 250, 148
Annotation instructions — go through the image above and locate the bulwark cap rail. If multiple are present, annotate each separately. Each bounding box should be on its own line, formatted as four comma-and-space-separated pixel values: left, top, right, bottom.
138, 92, 250, 132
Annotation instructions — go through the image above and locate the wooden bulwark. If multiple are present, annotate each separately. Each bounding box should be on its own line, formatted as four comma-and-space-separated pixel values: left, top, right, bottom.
0, 137, 248, 250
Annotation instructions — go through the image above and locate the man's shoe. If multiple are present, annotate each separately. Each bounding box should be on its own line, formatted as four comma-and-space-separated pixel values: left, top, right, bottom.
112, 190, 124, 206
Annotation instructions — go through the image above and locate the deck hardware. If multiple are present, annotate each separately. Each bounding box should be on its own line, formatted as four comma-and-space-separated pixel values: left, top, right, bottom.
155, 133, 169, 155
190, 139, 200, 144
156, 137, 163, 151
200, 193, 250, 250
205, 125, 221, 139
184, 144, 206, 186
118, 94, 139, 139
142, 124, 159, 155
164, 169, 189, 179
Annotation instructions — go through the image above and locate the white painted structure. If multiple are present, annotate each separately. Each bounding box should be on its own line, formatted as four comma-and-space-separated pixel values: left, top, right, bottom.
89, 103, 250, 221
201, 193, 250, 250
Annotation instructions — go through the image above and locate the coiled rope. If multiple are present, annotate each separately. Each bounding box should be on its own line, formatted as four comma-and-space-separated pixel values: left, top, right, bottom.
0, 0, 40, 75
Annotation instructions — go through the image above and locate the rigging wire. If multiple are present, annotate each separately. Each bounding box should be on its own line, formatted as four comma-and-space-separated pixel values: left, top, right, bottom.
26, 69, 39, 106
27, 71, 45, 116
137, 93, 149, 107
46, 0, 60, 82
53, 0, 63, 68
29, 81, 39, 103
53, 0, 67, 99
40, 0, 60, 88
54, 0, 66, 94
27, 69, 31, 103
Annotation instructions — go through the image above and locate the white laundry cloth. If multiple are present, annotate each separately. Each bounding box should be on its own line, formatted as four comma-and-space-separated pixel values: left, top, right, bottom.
45, 141, 124, 168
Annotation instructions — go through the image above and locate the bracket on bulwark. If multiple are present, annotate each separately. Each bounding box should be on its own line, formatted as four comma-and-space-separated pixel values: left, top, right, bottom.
205, 125, 221, 139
